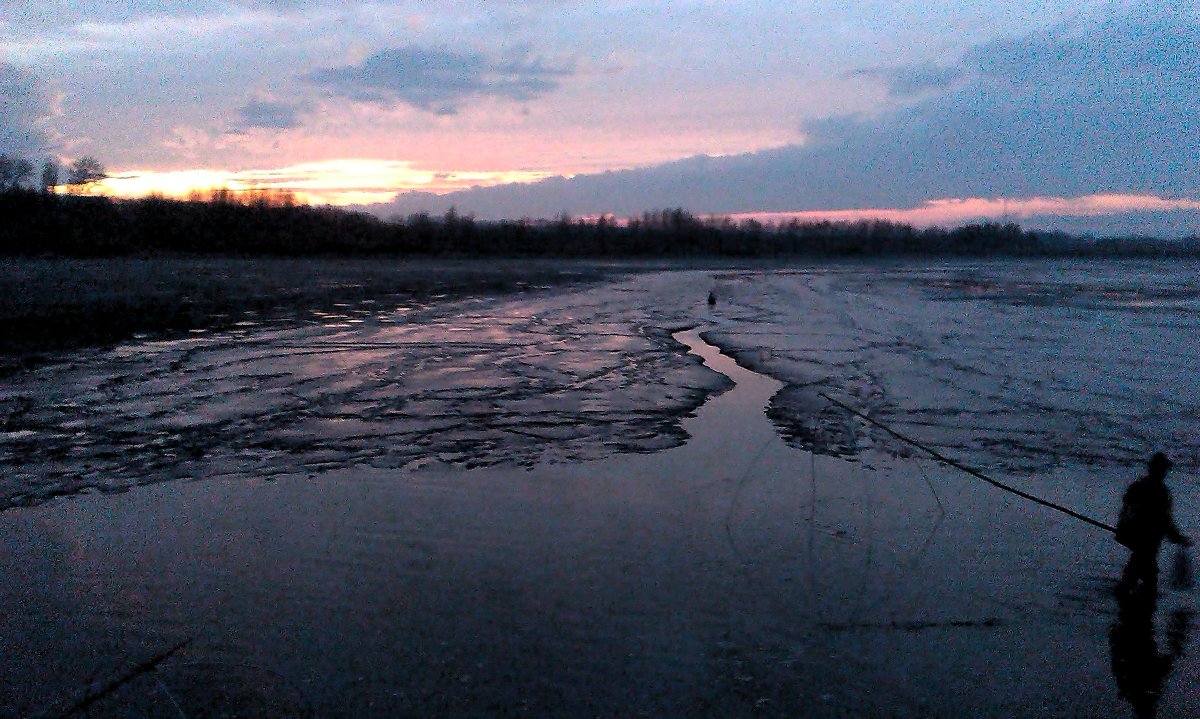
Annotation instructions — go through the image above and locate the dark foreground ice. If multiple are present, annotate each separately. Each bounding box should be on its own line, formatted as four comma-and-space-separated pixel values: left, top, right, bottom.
1, 261, 1197, 717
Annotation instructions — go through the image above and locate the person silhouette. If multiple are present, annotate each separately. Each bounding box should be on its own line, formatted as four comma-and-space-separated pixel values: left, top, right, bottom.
707, 291, 716, 307
1115, 452, 1192, 598
1110, 585, 1192, 719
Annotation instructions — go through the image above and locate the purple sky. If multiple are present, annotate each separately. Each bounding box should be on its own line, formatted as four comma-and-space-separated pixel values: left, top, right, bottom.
2, 2, 1197, 233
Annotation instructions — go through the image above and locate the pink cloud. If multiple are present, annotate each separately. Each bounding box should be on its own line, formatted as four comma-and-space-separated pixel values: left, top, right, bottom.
727, 195, 1200, 228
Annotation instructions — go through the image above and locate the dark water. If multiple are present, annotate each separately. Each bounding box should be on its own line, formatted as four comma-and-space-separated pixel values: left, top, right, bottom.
3, 328, 1189, 717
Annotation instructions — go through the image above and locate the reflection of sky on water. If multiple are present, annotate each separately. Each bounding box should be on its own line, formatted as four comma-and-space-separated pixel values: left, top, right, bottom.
0, 272, 726, 510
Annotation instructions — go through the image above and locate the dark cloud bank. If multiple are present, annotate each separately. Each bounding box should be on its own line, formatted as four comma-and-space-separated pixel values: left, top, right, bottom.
374, 7, 1199, 234
310, 45, 571, 115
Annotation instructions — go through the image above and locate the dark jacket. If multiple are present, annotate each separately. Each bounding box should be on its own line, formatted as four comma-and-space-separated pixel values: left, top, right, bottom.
1117, 477, 1186, 551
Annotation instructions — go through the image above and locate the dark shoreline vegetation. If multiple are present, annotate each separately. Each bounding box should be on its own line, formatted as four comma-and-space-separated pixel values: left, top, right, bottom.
3, 188, 1199, 259
2, 188, 1198, 373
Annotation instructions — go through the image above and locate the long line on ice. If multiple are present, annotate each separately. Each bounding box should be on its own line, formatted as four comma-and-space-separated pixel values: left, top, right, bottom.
818, 392, 1117, 535
40, 638, 191, 719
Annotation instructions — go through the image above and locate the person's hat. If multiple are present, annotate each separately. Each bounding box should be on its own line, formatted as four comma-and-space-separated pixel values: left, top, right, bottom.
1149, 452, 1173, 472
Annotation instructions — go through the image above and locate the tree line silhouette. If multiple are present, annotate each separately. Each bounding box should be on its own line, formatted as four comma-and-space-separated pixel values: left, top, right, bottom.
0, 154, 106, 193
2, 187, 1197, 259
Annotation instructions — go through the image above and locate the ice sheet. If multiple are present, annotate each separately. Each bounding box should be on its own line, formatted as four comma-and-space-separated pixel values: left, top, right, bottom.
3, 259, 1196, 523
0, 271, 730, 510
3, 263, 1198, 717
702, 260, 1200, 487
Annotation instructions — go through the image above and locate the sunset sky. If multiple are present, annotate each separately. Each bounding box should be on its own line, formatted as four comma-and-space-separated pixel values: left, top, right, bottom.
2, 1, 1196, 233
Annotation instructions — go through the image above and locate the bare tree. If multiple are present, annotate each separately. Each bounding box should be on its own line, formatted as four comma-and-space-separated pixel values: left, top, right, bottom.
40, 159, 60, 193
0, 154, 35, 189
67, 156, 106, 191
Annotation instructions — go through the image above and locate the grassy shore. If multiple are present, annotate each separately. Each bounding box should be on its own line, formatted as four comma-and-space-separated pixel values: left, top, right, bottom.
0, 256, 615, 374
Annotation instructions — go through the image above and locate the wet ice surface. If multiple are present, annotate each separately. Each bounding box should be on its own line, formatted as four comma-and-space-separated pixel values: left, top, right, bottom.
0, 272, 725, 511
706, 260, 1200, 480
2, 261, 1198, 717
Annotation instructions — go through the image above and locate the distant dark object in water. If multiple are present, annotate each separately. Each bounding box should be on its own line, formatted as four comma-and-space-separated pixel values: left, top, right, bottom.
707, 291, 716, 307
1116, 452, 1192, 598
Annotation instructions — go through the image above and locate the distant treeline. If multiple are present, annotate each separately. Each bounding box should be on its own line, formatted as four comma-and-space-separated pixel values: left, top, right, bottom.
2, 189, 1198, 258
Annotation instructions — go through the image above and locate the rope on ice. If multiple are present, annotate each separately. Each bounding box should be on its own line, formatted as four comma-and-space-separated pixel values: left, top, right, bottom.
818, 391, 1116, 535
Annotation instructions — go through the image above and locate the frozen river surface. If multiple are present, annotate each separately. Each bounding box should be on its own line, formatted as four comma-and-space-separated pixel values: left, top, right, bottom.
2, 260, 1198, 717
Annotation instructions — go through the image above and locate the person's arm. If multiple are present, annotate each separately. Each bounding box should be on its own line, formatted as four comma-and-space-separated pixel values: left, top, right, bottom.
1166, 494, 1191, 546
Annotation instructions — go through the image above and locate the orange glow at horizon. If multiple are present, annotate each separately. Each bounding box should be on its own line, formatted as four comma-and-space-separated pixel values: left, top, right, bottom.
90, 159, 555, 206
77, 158, 1200, 230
